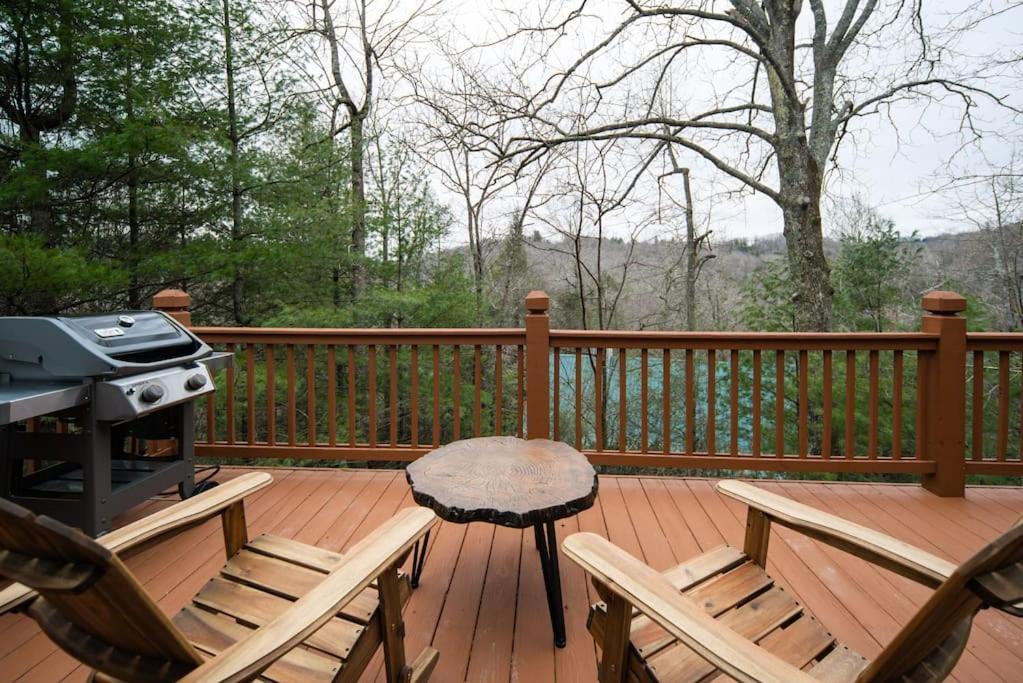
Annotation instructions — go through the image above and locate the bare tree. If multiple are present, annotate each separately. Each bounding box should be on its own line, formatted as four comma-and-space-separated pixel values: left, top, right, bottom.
487, 0, 1014, 330
401, 52, 558, 323
299, 0, 437, 304
531, 140, 651, 331
658, 146, 714, 330
942, 153, 1023, 329
404, 65, 514, 321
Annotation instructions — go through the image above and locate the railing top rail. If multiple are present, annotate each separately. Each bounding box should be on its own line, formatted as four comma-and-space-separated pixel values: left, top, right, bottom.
549, 329, 940, 351
192, 326, 527, 346
965, 332, 1023, 351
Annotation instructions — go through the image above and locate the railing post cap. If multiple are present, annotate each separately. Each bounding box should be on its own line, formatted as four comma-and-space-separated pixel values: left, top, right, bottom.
152, 289, 191, 309
921, 291, 966, 314
525, 290, 550, 314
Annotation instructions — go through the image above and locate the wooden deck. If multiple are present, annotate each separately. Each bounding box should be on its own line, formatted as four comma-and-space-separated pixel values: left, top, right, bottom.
2, 467, 1022, 682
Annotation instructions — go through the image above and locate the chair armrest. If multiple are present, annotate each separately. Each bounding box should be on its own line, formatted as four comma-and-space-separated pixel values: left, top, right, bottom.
0, 471, 273, 614
180, 506, 437, 683
563, 532, 817, 683
717, 480, 955, 588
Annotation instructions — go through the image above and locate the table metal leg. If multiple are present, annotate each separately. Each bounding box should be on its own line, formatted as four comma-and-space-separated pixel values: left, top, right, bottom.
410, 530, 430, 588
534, 521, 567, 648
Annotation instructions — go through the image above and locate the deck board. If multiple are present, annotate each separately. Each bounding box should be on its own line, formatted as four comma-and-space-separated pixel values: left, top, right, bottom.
0, 467, 1021, 682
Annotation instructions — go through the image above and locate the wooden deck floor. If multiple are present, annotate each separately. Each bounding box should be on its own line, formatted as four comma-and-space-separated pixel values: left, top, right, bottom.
2, 467, 1023, 682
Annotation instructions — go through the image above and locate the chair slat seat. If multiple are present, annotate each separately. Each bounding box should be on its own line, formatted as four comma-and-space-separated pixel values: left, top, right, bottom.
568, 480, 1023, 683
588, 546, 868, 683
175, 533, 412, 683
0, 475, 438, 683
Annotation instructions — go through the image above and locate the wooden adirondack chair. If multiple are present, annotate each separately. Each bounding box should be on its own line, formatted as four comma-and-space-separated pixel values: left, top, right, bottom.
564, 479, 1023, 683
0, 471, 440, 683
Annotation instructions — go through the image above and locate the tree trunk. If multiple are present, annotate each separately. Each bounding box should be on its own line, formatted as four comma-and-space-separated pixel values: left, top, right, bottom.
349, 114, 367, 302
682, 168, 697, 331
221, 0, 247, 325
777, 150, 832, 331
19, 126, 58, 248
764, 2, 833, 332
127, 158, 141, 308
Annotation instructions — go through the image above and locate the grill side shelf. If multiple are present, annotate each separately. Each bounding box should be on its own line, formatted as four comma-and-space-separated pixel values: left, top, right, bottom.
0, 383, 90, 426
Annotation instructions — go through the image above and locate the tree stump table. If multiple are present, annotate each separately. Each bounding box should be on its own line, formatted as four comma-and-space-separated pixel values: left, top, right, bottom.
406, 436, 598, 647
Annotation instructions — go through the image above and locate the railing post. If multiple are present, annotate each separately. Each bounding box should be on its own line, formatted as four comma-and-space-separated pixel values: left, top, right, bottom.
153, 288, 192, 327
525, 291, 551, 440
920, 291, 967, 497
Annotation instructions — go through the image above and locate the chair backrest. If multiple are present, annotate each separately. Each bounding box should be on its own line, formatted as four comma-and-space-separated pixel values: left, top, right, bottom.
860, 522, 1023, 682
0, 497, 203, 682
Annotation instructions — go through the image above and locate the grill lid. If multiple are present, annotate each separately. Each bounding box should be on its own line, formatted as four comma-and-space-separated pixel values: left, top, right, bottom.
0, 311, 210, 380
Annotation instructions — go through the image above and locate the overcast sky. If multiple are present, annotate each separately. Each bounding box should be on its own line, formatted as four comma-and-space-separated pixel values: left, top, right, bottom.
375, 1, 1023, 243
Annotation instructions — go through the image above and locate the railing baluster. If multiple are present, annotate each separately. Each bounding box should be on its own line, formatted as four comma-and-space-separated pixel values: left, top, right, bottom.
1019, 352, 1023, 460
286, 345, 295, 446
516, 345, 524, 438
892, 350, 902, 459
473, 345, 482, 438
496, 345, 503, 437
226, 343, 235, 445
432, 345, 440, 447
641, 348, 649, 453
389, 345, 398, 447
972, 350, 984, 460
266, 344, 276, 446
452, 345, 460, 441
822, 350, 832, 458
307, 344, 316, 446
752, 349, 761, 457
730, 349, 739, 457
1019, 353, 1023, 461
684, 349, 694, 455
619, 348, 627, 453
327, 345, 336, 447
868, 350, 879, 459
844, 350, 855, 458
410, 346, 419, 448
663, 349, 671, 454
999, 350, 1009, 461
368, 345, 377, 447
915, 352, 928, 460
775, 350, 785, 458
347, 346, 356, 447
551, 347, 558, 440
596, 349, 604, 452
798, 350, 808, 457
706, 349, 715, 456
575, 347, 582, 449
246, 344, 256, 445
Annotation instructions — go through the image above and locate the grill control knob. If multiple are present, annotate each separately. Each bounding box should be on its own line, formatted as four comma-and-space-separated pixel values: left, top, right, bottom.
140, 384, 165, 404
185, 373, 207, 391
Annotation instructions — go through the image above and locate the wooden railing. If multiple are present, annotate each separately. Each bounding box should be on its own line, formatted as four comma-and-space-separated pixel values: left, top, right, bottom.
152, 287, 1023, 496
190, 328, 527, 461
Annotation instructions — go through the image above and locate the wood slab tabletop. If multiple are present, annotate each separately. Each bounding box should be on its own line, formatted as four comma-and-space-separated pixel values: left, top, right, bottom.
406, 436, 598, 528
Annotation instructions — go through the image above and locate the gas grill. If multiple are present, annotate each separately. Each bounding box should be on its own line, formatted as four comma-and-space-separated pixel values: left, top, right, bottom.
0, 310, 231, 536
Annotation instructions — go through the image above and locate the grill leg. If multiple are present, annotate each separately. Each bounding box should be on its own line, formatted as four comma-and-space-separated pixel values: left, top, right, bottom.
534, 521, 567, 648
84, 405, 112, 537
176, 403, 196, 499
410, 530, 430, 588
